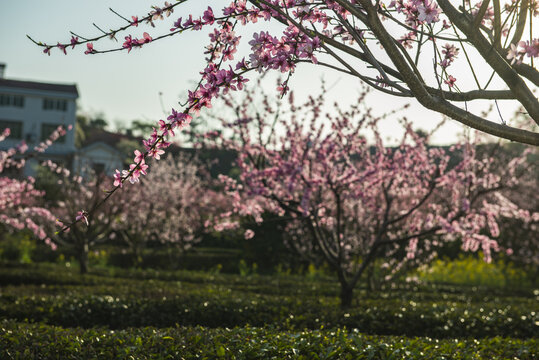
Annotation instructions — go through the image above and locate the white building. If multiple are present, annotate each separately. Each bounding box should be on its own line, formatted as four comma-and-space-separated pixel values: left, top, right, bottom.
73, 141, 125, 177
0, 63, 78, 176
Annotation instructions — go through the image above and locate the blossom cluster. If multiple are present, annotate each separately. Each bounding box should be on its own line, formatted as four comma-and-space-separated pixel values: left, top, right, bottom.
202, 84, 536, 277
31, 0, 539, 225
389, 0, 442, 26
507, 39, 539, 65
0, 126, 70, 247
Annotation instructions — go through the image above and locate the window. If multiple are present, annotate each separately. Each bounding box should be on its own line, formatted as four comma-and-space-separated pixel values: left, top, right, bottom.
0, 94, 25, 108
41, 123, 66, 143
43, 98, 68, 112
0, 120, 23, 139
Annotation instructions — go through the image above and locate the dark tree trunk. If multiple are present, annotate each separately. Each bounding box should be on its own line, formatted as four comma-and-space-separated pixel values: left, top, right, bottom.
366, 265, 374, 292
78, 242, 89, 275
340, 283, 354, 309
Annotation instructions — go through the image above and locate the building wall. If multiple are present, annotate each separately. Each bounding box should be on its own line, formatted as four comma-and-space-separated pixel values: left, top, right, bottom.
73, 143, 124, 177
0, 87, 77, 154
0, 85, 77, 176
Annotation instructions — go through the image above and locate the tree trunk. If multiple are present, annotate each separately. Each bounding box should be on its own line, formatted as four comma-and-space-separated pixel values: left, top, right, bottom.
78, 242, 89, 275
366, 265, 375, 292
340, 283, 354, 309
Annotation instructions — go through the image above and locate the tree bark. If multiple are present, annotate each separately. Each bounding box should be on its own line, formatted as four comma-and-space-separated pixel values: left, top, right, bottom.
78, 242, 89, 275
340, 283, 354, 309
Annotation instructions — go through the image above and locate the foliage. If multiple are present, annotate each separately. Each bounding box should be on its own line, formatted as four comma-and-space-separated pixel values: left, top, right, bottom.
0, 263, 536, 339
1, 321, 537, 360
0, 231, 35, 264
417, 254, 535, 288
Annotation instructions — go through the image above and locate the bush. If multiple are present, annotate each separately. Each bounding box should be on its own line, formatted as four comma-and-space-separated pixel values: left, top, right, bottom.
417, 254, 534, 288
1, 292, 536, 338
0, 232, 37, 263
0, 263, 536, 338
106, 247, 243, 273
1, 321, 537, 359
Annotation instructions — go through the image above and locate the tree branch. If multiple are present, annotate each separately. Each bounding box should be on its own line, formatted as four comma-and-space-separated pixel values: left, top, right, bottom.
436, 0, 539, 125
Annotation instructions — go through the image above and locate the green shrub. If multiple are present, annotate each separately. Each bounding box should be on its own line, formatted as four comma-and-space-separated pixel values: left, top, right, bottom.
1, 321, 537, 359
0, 262, 536, 338
106, 247, 243, 273
0, 232, 36, 263
2, 291, 536, 338
417, 254, 533, 288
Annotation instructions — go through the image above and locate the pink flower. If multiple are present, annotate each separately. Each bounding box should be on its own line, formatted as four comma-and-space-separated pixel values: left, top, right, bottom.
441, 43, 459, 68
521, 39, 539, 58
131, 16, 139, 27
57, 43, 67, 55
138, 32, 152, 45
159, 119, 174, 136
76, 210, 89, 226
444, 75, 457, 87
84, 43, 95, 55
171, 17, 183, 31
506, 43, 523, 65
129, 160, 149, 184
277, 83, 289, 96
163, 2, 174, 17
244, 229, 255, 240
113, 169, 123, 188
70, 36, 79, 49
149, 147, 165, 160
123, 35, 135, 52
202, 7, 215, 25
417, 1, 440, 24
134, 149, 145, 164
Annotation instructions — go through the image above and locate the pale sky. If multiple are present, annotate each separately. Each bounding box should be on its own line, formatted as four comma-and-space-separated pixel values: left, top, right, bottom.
0, 0, 519, 145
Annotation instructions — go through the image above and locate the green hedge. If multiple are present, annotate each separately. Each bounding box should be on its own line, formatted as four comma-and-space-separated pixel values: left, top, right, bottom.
417, 255, 534, 288
0, 262, 533, 300
0, 263, 537, 338
1, 290, 537, 338
1, 321, 537, 359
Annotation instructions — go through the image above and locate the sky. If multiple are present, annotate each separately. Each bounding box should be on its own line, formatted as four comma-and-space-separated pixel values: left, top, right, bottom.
0, 0, 518, 145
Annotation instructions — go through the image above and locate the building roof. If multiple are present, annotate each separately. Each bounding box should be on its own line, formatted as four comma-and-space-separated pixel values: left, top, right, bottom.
0, 78, 78, 96
79, 141, 124, 156
82, 130, 135, 149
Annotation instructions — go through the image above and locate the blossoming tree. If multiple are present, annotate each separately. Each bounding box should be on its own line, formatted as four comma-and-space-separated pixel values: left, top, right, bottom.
30, 0, 537, 188
110, 154, 230, 264
29, 1, 537, 259
0, 127, 67, 248
204, 86, 535, 307
481, 137, 539, 272
44, 162, 121, 274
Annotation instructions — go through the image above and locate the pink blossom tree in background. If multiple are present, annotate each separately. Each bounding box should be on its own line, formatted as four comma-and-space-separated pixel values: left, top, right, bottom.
476, 121, 539, 276
111, 154, 231, 265
490, 158, 538, 280
202, 85, 535, 307
0, 127, 67, 249
29, 0, 538, 206
42, 162, 121, 274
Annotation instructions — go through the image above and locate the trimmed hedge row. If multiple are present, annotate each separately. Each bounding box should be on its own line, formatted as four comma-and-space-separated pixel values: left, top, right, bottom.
0, 262, 535, 301
1, 291, 537, 338
0, 262, 340, 298
0, 263, 537, 338
1, 320, 537, 359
